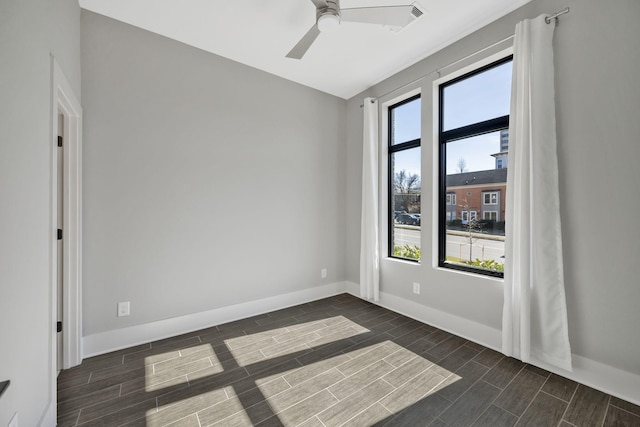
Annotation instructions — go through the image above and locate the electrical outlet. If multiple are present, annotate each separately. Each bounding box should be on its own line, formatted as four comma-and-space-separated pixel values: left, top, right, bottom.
8, 412, 18, 427
321, 268, 327, 279
412, 282, 420, 295
118, 301, 130, 317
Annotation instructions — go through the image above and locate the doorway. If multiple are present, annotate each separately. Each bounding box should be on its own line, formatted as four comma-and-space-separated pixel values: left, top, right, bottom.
51, 56, 83, 376
57, 112, 64, 373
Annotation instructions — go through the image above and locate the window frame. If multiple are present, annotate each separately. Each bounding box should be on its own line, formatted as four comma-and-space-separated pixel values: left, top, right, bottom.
437, 54, 512, 278
388, 93, 421, 262
483, 191, 499, 205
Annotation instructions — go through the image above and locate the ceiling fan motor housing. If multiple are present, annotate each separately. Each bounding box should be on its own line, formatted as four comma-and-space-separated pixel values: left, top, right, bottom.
317, 0, 341, 32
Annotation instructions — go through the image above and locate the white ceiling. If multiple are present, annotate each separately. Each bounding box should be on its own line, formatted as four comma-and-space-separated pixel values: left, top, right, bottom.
79, 0, 530, 99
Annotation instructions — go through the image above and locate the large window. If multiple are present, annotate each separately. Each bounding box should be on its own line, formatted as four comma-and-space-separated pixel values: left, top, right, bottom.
388, 94, 421, 262
438, 56, 512, 276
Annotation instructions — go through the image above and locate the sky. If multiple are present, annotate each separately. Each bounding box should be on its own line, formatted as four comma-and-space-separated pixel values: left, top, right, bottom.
391, 60, 512, 178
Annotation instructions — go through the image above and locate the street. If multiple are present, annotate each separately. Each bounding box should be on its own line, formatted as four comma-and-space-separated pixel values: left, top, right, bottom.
393, 226, 505, 263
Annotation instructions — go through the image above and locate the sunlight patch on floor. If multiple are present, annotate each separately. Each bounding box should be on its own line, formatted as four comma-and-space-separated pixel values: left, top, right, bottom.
148, 316, 461, 426
144, 343, 222, 392
224, 316, 370, 367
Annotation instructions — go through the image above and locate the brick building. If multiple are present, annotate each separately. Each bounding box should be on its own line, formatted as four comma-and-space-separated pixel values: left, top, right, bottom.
445, 168, 507, 223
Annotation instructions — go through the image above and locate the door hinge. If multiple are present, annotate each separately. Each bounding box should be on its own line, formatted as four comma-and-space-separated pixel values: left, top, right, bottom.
58, 135, 63, 147
57, 229, 63, 240
57, 321, 62, 333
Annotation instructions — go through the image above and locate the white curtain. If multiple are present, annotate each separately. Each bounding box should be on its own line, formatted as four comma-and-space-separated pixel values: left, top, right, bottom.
503, 15, 572, 371
360, 98, 380, 301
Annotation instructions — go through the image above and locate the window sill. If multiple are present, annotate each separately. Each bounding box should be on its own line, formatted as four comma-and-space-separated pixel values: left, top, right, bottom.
386, 256, 421, 266
435, 265, 504, 282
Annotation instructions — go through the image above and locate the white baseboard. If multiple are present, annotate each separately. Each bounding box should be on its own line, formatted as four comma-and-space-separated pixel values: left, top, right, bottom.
344, 281, 502, 351
345, 281, 640, 406
38, 401, 55, 427
83, 282, 347, 358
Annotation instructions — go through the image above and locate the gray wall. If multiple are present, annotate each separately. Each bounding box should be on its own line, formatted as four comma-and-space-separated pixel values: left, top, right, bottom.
0, 0, 81, 425
81, 11, 347, 336
345, 0, 640, 375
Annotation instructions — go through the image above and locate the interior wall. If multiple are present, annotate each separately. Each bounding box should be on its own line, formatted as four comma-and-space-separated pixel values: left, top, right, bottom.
81, 11, 347, 337
345, 0, 640, 377
0, 0, 81, 425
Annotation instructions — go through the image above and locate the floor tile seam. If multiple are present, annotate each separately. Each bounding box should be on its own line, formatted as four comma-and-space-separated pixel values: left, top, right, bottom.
341, 378, 398, 420
491, 397, 526, 419
381, 348, 413, 368
176, 391, 232, 424
451, 356, 484, 377
329, 365, 393, 401
464, 379, 513, 427
539, 378, 573, 404
558, 380, 581, 424
337, 401, 393, 427
422, 342, 467, 365
124, 351, 184, 369
270, 331, 322, 348
438, 378, 500, 418
268, 387, 340, 422
75, 397, 156, 426
153, 353, 216, 374
516, 388, 558, 425
69, 409, 81, 427
472, 351, 505, 369
161, 413, 199, 427
56, 383, 124, 413
271, 366, 346, 403
523, 364, 551, 379
336, 342, 387, 364
226, 336, 278, 352
382, 359, 435, 389
336, 355, 385, 377
120, 369, 194, 396
379, 370, 450, 418
608, 402, 640, 417
490, 365, 548, 414
598, 395, 612, 427
484, 361, 527, 390
316, 383, 394, 427
336, 356, 395, 384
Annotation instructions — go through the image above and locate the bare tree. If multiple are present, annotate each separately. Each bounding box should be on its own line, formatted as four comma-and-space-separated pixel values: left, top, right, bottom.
457, 157, 467, 173
394, 169, 420, 193
459, 198, 483, 262
394, 169, 421, 213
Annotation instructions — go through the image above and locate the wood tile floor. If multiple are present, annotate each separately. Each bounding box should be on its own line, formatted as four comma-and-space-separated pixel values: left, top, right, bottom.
57, 294, 640, 426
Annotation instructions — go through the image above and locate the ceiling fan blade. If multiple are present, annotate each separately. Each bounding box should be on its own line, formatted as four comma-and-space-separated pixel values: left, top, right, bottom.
286, 25, 321, 59
310, 0, 328, 8
341, 5, 415, 27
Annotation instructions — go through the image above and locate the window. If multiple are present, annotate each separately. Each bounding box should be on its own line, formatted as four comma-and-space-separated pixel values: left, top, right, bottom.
483, 211, 498, 221
483, 191, 499, 205
438, 56, 512, 277
446, 193, 456, 205
389, 94, 421, 262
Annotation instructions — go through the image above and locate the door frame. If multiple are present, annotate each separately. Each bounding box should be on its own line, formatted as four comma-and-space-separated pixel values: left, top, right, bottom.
50, 56, 83, 376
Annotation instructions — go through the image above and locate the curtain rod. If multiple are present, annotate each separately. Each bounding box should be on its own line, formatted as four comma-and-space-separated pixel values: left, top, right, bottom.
360, 6, 570, 107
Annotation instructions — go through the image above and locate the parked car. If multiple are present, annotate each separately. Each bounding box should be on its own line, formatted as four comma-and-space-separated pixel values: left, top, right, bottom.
394, 210, 406, 220
396, 213, 420, 226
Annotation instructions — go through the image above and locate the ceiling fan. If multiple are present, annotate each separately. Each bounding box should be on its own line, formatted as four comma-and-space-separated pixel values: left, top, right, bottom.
287, 0, 422, 59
